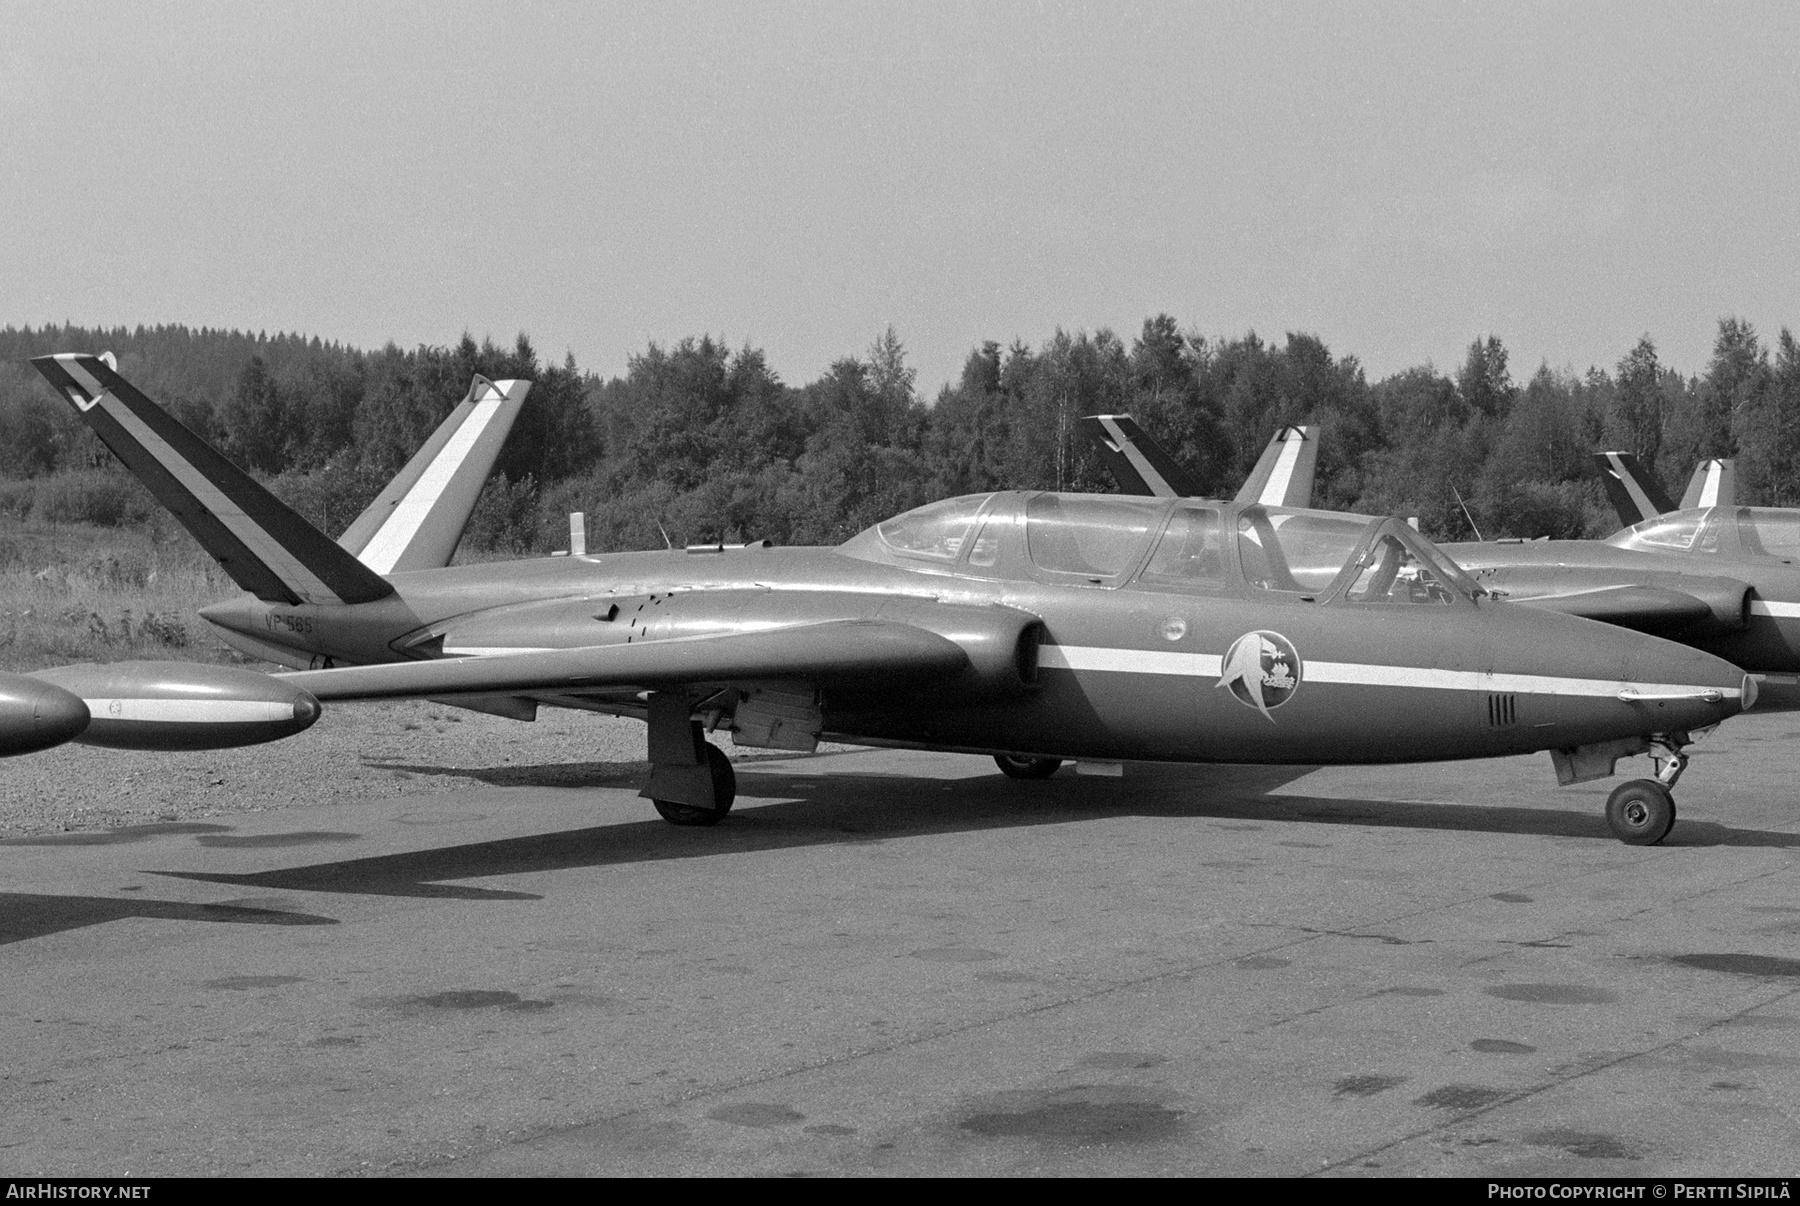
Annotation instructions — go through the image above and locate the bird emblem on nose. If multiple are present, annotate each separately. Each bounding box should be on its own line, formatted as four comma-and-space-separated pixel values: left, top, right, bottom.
1218, 630, 1302, 720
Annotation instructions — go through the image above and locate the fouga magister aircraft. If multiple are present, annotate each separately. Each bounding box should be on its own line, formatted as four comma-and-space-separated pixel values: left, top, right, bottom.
30, 354, 1762, 846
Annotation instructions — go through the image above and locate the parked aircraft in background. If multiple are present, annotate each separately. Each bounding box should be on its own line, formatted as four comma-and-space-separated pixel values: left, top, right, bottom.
1595, 452, 1734, 529
1443, 508, 1800, 710
1082, 416, 1319, 508
29, 353, 1760, 846
1083, 413, 1800, 706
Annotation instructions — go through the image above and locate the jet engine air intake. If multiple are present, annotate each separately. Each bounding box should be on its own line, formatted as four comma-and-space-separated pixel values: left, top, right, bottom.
872, 600, 1044, 699
1675, 575, 1754, 632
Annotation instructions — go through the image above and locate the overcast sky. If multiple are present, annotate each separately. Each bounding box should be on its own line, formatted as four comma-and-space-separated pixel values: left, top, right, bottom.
4, 1, 1797, 393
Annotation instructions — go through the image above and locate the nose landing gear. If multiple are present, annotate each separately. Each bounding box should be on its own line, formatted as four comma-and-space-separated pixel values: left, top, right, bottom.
1604, 735, 1688, 845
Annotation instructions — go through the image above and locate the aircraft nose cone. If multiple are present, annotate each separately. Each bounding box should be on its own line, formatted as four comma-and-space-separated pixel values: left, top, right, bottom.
0, 673, 91, 756
293, 692, 321, 727
1623, 641, 1752, 728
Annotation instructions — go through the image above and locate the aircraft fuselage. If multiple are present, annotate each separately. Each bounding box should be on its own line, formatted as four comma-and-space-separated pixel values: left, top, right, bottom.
202, 493, 1749, 769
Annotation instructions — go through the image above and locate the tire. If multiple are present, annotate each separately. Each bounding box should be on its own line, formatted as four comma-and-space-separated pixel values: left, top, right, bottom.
1605, 778, 1676, 846
653, 744, 738, 827
994, 753, 1063, 780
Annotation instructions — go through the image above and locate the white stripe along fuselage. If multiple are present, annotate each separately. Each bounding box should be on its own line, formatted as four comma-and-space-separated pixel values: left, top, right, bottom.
1037, 643, 1743, 701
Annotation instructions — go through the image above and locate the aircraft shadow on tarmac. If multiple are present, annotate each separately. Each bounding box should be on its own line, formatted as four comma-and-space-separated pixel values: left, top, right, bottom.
0, 892, 337, 947
143, 761, 1800, 903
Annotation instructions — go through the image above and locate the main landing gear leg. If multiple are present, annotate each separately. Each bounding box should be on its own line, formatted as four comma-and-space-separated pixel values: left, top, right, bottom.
641, 691, 736, 827
1604, 735, 1687, 846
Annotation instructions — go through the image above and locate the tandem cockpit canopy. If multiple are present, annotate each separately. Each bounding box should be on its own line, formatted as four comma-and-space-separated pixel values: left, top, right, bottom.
1608, 506, 1800, 562
846, 492, 1484, 603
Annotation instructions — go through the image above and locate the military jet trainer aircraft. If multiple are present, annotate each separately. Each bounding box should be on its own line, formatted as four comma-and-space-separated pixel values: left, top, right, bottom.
30, 353, 1761, 846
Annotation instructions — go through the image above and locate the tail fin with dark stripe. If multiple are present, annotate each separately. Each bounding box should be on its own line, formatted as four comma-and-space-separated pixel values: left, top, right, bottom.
31, 354, 394, 607
1593, 451, 1676, 529
337, 375, 530, 573
1079, 414, 1200, 498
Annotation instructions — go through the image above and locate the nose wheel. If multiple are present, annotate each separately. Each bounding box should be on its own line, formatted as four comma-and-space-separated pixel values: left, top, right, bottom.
1604, 736, 1687, 845
1605, 779, 1676, 845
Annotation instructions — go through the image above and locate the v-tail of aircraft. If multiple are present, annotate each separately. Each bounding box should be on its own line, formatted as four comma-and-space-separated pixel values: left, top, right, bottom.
1593, 451, 1734, 530
35, 354, 527, 584
1079, 415, 1318, 508
31, 353, 529, 667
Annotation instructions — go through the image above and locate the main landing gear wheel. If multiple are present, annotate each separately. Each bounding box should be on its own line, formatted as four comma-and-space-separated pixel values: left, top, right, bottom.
994, 754, 1063, 780
653, 744, 737, 827
1605, 778, 1676, 846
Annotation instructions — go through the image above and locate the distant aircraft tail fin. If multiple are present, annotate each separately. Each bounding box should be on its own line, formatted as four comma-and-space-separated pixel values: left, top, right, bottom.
30, 354, 394, 607
337, 375, 530, 573
1593, 452, 1677, 528
1079, 414, 1201, 498
1233, 426, 1318, 508
1679, 458, 1735, 511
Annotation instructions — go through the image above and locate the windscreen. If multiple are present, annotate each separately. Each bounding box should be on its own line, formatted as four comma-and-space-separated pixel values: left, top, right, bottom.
1609, 510, 1716, 553
876, 494, 993, 560
1140, 506, 1229, 586
1237, 507, 1375, 593
1343, 531, 1461, 604
1025, 494, 1165, 578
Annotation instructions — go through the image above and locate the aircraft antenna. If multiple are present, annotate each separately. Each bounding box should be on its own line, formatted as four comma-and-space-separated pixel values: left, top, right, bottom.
655, 520, 673, 550
1450, 483, 1485, 542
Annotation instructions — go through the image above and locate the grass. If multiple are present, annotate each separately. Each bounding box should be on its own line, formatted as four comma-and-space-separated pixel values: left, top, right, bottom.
0, 519, 243, 671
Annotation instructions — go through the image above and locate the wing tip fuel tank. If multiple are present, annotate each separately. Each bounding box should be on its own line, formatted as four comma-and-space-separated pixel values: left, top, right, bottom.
26, 661, 322, 750
0, 672, 91, 756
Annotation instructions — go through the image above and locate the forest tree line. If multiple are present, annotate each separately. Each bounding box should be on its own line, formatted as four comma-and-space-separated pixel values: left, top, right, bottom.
1, 316, 1798, 556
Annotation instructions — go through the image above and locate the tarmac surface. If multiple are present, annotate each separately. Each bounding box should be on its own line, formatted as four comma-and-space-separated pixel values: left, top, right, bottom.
4, 713, 1800, 1178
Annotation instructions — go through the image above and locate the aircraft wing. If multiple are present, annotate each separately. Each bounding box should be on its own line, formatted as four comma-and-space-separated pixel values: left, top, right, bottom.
278, 619, 970, 702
